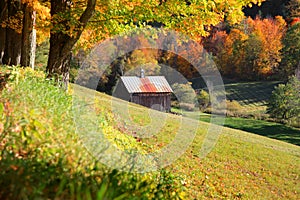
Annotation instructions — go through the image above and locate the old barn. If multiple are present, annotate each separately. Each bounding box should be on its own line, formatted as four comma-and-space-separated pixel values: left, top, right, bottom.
114, 71, 173, 112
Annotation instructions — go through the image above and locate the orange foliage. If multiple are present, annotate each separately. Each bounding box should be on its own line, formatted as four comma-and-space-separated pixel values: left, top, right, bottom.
203, 29, 227, 56
212, 17, 286, 80
247, 17, 286, 77
1, 0, 50, 44
215, 29, 248, 78
2, 12, 23, 34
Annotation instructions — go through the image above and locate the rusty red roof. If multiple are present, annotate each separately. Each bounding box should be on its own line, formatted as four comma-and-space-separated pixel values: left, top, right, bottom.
120, 76, 173, 93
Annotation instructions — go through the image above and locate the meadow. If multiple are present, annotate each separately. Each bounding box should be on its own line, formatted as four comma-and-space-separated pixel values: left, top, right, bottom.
183, 77, 300, 146
191, 77, 282, 117
180, 110, 300, 146
1, 67, 299, 199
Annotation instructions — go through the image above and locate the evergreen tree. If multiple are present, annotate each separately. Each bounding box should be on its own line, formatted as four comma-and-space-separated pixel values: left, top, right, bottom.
280, 23, 300, 80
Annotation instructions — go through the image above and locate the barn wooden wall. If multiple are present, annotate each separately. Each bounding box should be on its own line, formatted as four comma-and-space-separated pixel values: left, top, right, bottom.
131, 93, 171, 112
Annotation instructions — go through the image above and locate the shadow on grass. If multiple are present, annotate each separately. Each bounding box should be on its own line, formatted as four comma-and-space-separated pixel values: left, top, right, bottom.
193, 114, 300, 146
223, 118, 300, 146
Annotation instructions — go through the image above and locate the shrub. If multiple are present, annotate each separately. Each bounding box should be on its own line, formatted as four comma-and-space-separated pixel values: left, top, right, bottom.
267, 76, 300, 126
179, 103, 195, 111
226, 100, 242, 112
172, 83, 197, 111
206, 100, 245, 117
197, 90, 210, 111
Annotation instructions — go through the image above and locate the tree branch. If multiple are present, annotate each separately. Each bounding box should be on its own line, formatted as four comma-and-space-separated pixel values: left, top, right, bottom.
61, 0, 96, 58
89, 16, 125, 23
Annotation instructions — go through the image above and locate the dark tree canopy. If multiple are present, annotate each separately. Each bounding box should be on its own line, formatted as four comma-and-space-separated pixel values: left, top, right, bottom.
243, 0, 286, 18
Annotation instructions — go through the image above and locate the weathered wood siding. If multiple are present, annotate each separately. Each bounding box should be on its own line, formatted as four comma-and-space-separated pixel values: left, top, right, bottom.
131, 93, 171, 112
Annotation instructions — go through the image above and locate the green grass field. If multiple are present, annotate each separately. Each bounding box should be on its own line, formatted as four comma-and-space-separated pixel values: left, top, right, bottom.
223, 81, 281, 107
73, 86, 300, 199
1, 68, 300, 199
191, 77, 282, 116
187, 78, 300, 147
180, 110, 300, 146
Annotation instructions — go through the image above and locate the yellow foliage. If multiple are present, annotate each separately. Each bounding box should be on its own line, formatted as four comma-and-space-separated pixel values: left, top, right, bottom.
2, 12, 23, 34
33, 1, 50, 44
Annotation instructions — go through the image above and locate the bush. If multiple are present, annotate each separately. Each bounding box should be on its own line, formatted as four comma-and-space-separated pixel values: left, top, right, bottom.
179, 103, 195, 111
197, 90, 210, 111
226, 100, 242, 112
267, 76, 300, 126
172, 83, 197, 111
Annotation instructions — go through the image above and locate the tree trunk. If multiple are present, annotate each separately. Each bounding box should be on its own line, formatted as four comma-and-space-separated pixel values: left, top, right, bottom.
21, 3, 34, 67
296, 61, 300, 80
46, 0, 96, 88
30, 11, 36, 69
47, 35, 71, 89
0, 0, 7, 64
2, 0, 22, 66
0, 27, 5, 64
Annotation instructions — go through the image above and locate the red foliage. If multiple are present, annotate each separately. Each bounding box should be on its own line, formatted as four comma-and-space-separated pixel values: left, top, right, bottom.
290, 18, 300, 26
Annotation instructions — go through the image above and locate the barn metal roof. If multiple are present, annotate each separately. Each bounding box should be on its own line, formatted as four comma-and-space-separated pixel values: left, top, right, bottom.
120, 76, 173, 93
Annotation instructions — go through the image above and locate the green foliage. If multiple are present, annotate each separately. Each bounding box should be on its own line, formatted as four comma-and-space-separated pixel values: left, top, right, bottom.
285, 0, 300, 19
280, 23, 300, 80
0, 66, 186, 199
172, 83, 196, 111
35, 40, 50, 71
197, 89, 210, 111
267, 76, 300, 126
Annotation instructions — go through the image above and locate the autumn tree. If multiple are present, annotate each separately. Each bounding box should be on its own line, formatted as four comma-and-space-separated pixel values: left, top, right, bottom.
215, 28, 248, 78
2, 0, 265, 86
202, 26, 227, 56
45, 0, 96, 87
211, 17, 286, 80
246, 16, 286, 78
21, 0, 35, 67
0, 0, 48, 67
1, 0, 22, 66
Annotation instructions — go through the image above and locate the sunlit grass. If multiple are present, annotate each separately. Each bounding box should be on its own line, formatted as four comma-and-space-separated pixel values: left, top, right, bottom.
1, 67, 299, 199
74, 84, 300, 199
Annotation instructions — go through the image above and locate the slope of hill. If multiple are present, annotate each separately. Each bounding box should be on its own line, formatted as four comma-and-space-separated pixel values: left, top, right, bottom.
191, 77, 282, 117
0, 68, 185, 199
74, 80, 300, 199
180, 110, 300, 146
1, 68, 299, 199
191, 77, 281, 107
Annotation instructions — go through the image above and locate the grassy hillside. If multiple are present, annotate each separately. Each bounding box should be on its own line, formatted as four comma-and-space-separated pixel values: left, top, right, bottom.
180, 111, 300, 146
1, 68, 300, 199
0, 67, 185, 199
74, 78, 300, 199
191, 77, 281, 116
223, 81, 280, 107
